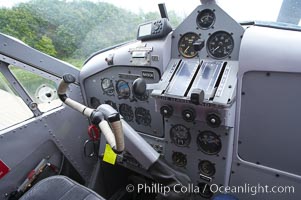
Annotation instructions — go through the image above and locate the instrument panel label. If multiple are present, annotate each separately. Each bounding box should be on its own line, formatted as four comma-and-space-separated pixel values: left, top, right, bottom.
142, 71, 155, 79
0, 160, 10, 179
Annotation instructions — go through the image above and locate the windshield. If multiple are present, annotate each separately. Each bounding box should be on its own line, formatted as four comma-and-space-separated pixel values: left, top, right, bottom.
0, 0, 300, 67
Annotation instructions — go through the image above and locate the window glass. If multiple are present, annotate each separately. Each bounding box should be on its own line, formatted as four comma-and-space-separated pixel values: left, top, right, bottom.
0, 72, 33, 131
9, 66, 62, 112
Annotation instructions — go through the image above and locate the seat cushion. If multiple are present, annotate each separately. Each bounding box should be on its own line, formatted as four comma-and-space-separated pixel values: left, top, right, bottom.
20, 175, 105, 200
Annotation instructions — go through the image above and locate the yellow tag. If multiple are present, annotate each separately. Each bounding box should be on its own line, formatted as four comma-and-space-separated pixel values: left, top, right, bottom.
103, 144, 117, 165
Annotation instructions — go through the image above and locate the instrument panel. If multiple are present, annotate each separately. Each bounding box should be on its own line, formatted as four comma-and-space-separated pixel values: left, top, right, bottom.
172, 4, 244, 61
84, 66, 164, 137
81, 3, 244, 199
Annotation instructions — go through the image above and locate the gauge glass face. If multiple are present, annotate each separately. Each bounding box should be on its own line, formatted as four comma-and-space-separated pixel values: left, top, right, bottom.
207, 31, 234, 59
119, 104, 134, 122
135, 107, 151, 126
197, 131, 221, 155
116, 80, 130, 99
199, 160, 216, 176
170, 124, 191, 147
172, 152, 187, 167
178, 32, 200, 58
196, 9, 215, 29
101, 78, 114, 96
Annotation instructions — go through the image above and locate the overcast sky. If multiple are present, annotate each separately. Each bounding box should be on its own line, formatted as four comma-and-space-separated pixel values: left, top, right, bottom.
0, 0, 284, 22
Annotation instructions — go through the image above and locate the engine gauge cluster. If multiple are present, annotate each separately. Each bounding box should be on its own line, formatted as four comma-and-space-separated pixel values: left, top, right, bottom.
173, 5, 243, 61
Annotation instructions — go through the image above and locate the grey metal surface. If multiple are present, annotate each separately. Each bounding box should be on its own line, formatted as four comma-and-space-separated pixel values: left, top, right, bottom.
231, 26, 301, 199
239, 71, 301, 175
0, 35, 95, 197
80, 35, 172, 83
171, 4, 244, 61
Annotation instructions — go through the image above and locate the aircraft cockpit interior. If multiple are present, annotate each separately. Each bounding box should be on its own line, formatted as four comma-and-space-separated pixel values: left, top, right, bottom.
0, 0, 301, 199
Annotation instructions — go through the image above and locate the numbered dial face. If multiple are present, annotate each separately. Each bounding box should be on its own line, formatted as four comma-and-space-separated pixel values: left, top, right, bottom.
170, 124, 191, 147
101, 78, 114, 96
178, 32, 200, 58
119, 104, 134, 122
207, 31, 234, 59
172, 152, 187, 167
116, 80, 130, 99
135, 107, 151, 126
199, 160, 216, 177
197, 131, 222, 155
196, 9, 215, 29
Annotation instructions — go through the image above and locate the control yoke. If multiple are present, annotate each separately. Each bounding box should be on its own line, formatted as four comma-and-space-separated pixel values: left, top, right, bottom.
57, 74, 124, 153
57, 74, 192, 199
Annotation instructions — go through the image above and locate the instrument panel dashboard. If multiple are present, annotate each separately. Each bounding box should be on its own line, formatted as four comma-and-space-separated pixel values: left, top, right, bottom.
81, 3, 244, 199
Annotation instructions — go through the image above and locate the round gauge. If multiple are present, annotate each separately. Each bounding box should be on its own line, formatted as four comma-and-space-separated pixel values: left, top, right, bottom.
101, 78, 114, 96
196, 9, 215, 29
199, 160, 216, 177
104, 100, 118, 111
116, 80, 130, 99
135, 107, 151, 126
207, 31, 234, 59
172, 152, 187, 167
178, 32, 200, 58
170, 124, 191, 147
198, 182, 214, 199
197, 131, 222, 155
119, 104, 134, 122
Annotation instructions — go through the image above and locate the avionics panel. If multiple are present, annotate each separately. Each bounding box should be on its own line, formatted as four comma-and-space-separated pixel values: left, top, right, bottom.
84, 66, 163, 137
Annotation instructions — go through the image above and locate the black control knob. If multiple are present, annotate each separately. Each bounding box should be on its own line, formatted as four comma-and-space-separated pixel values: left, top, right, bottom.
160, 105, 173, 118
206, 113, 221, 128
132, 78, 147, 96
182, 108, 196, 122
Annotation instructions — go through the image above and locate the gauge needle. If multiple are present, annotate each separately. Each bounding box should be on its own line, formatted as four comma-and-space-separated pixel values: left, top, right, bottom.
212, 46, 220, 53
184, 46, 190, 53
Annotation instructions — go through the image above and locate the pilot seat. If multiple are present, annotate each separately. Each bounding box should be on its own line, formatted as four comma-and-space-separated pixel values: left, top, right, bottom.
20, 175, 105, 200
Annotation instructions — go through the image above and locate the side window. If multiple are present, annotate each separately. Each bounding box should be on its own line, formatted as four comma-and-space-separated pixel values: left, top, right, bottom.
0, 73, 33, 131
9, 66, 62, 113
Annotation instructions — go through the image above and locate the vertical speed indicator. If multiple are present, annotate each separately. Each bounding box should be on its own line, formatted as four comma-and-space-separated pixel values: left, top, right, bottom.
178, 32, 200, 58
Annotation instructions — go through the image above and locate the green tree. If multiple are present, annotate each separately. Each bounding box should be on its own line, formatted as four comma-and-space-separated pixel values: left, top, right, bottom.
34, 35, 57, 57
